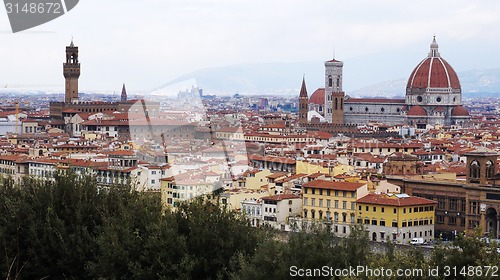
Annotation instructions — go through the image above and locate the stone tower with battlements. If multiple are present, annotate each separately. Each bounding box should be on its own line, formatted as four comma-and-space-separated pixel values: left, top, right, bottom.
63, 39, 80, 103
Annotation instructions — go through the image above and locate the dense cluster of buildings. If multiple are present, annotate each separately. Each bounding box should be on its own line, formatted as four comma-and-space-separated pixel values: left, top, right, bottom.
0, 39, 499, 244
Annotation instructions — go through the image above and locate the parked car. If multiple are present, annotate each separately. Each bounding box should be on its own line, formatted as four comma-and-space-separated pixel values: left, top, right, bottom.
410, 238, 424, 245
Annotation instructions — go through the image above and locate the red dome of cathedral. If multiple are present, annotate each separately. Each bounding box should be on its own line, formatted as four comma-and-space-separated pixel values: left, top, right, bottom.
309, 88, 325, 105
407, 105, 427, 116
406, 37, 461, 90
451, 105, 469, 116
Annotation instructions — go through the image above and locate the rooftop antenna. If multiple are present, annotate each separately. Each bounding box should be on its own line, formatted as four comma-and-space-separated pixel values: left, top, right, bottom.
332, 47, 335, 60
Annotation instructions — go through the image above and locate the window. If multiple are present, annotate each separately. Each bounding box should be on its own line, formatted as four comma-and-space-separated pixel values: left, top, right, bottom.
408, 221, 413, 227
402, 222, 407, 227
373, 207, 377, 212
319, 199, 323, 207
311, 198, 315, 206
335, 200, 339, 208
469, 201, 479, 214
392, 221, 397, 227
303, 198, 308, 206
449, 198, 457, 211
381, 207, 385, 213
393, 208, 397, 214
327, 199, 331, 208
380, 220, 386, 226
342, 201, 346, 209
449, 216, 456, 225
351, 202, 355, 210
358, 205, 362, 211
335, 191, 339, 197
343, 191, 346, 197
366, 206, 369, 211
436, 215, 444, 224
371, 219, 377, 225
311, 188, 315, 195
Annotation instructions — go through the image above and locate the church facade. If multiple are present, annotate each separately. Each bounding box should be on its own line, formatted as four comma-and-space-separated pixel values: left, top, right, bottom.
300, 37, 471, 128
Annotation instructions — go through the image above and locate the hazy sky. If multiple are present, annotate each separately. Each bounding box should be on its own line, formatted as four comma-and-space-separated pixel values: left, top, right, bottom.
1, 0, 500, 93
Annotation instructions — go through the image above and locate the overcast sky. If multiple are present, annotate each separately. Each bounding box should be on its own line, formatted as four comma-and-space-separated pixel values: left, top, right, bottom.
1, 0, 500, 93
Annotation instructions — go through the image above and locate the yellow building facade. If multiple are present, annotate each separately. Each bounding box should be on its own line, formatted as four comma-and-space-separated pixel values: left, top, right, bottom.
302, 180, 368, 236
356, 193, 437, 244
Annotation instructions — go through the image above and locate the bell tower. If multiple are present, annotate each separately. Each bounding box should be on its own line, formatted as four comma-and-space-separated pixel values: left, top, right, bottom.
63, 39, 80, 103
465, 150, 498, 186
298, 76, 308, 125
324, 58, 344, 124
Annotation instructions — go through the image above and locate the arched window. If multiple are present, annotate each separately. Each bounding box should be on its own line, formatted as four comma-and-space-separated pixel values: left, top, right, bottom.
340, 98, 343, 110
337, 76, 340, 87
470, 160, 480, 180
335, 98, 338, 110
486, 160, 494, 179
328, 75, 332, 87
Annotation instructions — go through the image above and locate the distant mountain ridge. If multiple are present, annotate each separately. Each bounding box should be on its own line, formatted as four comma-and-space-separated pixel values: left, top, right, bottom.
155, 62, 500, 98
351, 68, 500, 98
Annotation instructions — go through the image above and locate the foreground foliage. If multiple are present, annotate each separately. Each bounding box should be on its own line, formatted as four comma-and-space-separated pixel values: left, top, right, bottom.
1, 174, 499, 279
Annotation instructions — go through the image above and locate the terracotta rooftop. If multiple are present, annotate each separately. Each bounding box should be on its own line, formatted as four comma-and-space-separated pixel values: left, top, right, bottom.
356, 193, 437, 207
261, 193, 300, 201
303, 180, 365, 191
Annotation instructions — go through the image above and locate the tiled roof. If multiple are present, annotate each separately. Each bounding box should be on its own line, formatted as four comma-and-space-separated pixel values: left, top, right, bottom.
356, 193, 437, 207
261, 193, 300, 201
345, 98, 406, 104
303, 180, 365, 191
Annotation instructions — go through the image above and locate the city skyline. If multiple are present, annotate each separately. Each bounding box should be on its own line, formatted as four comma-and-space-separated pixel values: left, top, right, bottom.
1, 0, 500, 93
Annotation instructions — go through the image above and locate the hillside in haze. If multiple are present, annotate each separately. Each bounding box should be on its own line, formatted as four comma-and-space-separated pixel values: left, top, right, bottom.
154, 60, 500, 98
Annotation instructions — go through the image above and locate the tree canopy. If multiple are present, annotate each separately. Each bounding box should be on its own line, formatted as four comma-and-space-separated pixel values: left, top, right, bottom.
1, 173, 499, 279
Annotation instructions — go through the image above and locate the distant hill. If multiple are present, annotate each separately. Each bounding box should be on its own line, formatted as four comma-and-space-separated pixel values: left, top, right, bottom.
351, 68, 500, 98
153, 60, 500, 98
